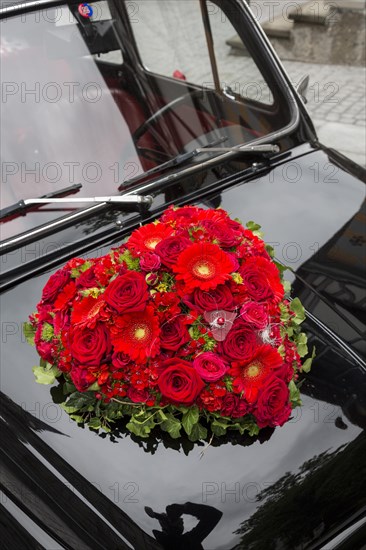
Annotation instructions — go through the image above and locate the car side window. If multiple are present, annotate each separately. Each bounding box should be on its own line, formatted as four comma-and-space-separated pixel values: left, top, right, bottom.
130, 0, 273, 104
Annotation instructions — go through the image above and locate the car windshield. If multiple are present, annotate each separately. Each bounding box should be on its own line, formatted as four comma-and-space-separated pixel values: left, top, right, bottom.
0, 0, 293, 239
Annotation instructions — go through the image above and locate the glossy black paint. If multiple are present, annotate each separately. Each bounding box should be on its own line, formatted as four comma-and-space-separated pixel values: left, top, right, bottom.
1, 145, 366, 549
1, 1, 366, 549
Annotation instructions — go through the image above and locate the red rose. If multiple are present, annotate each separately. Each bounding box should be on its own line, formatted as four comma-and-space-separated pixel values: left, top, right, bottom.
155, 236, 191, 268
158, 359, 205, 405
221, 394, 249, 418
103, 271, 149, 313
239, 257, 284, 303
70, 323, 112, 365
140, 252, 161, 272
201, 220, 242, 248
183, 284, 236, 313
112, 351, 131, 369
220, 319, 258, 361
193, 352, 228, 382
127, 387, 151, 403
240, 302, 268, 329
42, 268, 70, 303
160, 317, 190, 350
70, 367, 97, 392
76, 266, 97, 288
254, 376, 291, 428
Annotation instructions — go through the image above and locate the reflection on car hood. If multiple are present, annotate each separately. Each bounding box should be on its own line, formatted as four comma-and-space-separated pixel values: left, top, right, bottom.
1, 148, 365, 550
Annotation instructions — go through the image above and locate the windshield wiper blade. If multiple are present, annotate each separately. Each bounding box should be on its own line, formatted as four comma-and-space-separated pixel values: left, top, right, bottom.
0, 190, 153, 221
196, 144, 280, 154
0, 183, 82, 220
120, 136, 228, 189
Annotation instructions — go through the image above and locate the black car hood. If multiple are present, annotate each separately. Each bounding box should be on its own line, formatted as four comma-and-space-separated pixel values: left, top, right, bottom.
1, 147, 366, 550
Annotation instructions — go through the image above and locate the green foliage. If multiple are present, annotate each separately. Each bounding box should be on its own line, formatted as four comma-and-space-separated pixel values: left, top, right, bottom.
182, 406, 199, 436
289, 380, 302, 408
290, 297, 306, 324
71, 261, 92, 278
33, 363, 61, 385
118, 249, 140, 271
302, 346, 316, 373
246, 220, 263, 237
41, 322, 54, 342
23, 322, 36, 346
160, 414, 182, 439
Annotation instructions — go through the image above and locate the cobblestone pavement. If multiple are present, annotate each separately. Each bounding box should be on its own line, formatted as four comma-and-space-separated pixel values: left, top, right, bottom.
134, 0, 366, 166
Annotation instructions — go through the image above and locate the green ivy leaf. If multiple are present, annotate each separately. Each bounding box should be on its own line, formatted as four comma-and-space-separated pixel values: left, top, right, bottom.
302, 346, 316, 373
126, 420, 151, 438
290, 298, 306, 325
87, 381, 101, 391
245, 220, 263, 237
66, 391, 96, 411
211, 420, 228, 436
69, 414, 85, 423
33, 364, 60, 385
283, 280, 292, 295
188, 422, 207, 442
289, 380, 302, 407
182, 406, 199, 436
88, 417, 102, 431
161, 415, 182, 439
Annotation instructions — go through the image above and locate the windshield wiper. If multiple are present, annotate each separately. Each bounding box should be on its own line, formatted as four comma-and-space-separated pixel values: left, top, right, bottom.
120, 141, 279, 190
196, 144, 280, 154
0, 188, 153, 221
120, 136, 228, 189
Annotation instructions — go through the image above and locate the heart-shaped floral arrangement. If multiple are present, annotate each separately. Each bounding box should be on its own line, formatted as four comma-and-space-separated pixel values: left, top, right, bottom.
25, 205, 314, 441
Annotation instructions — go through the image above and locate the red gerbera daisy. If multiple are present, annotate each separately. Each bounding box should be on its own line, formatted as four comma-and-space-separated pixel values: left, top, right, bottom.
229, 344, 284, 403
71, 296, 106, 328
110, 306, 160, 362
173, 242, 235, 292
127, 223, 174, 254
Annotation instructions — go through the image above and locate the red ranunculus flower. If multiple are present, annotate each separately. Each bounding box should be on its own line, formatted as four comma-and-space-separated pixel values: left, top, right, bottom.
127, 222, 174, 254
193, 352, 228, 382
230, 344, 284, 402
254, 376, 291, 428
173, 242, 235, 292
69, 323, 112, 366
183, 283, 236, 313
220, 319, 259, 362
221, 393, 249, 418
41, 268, 70, 303
103, 271, 149, 314
240, 301, 269, 329
160, 316, 190, 350
239, 256, 284, 303
111, 306, 160, 362
158, 358, 205, 405
155, 236, 191, 268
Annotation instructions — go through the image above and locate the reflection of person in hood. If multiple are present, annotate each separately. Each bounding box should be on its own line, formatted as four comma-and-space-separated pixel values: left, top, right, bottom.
145, 501, 223, 549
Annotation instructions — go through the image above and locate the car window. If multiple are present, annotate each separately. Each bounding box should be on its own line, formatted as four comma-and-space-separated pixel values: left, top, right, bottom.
130, 0, 273, 104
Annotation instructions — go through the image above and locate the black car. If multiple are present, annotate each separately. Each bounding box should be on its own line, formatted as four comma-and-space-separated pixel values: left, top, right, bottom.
1, 1, 366, 549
